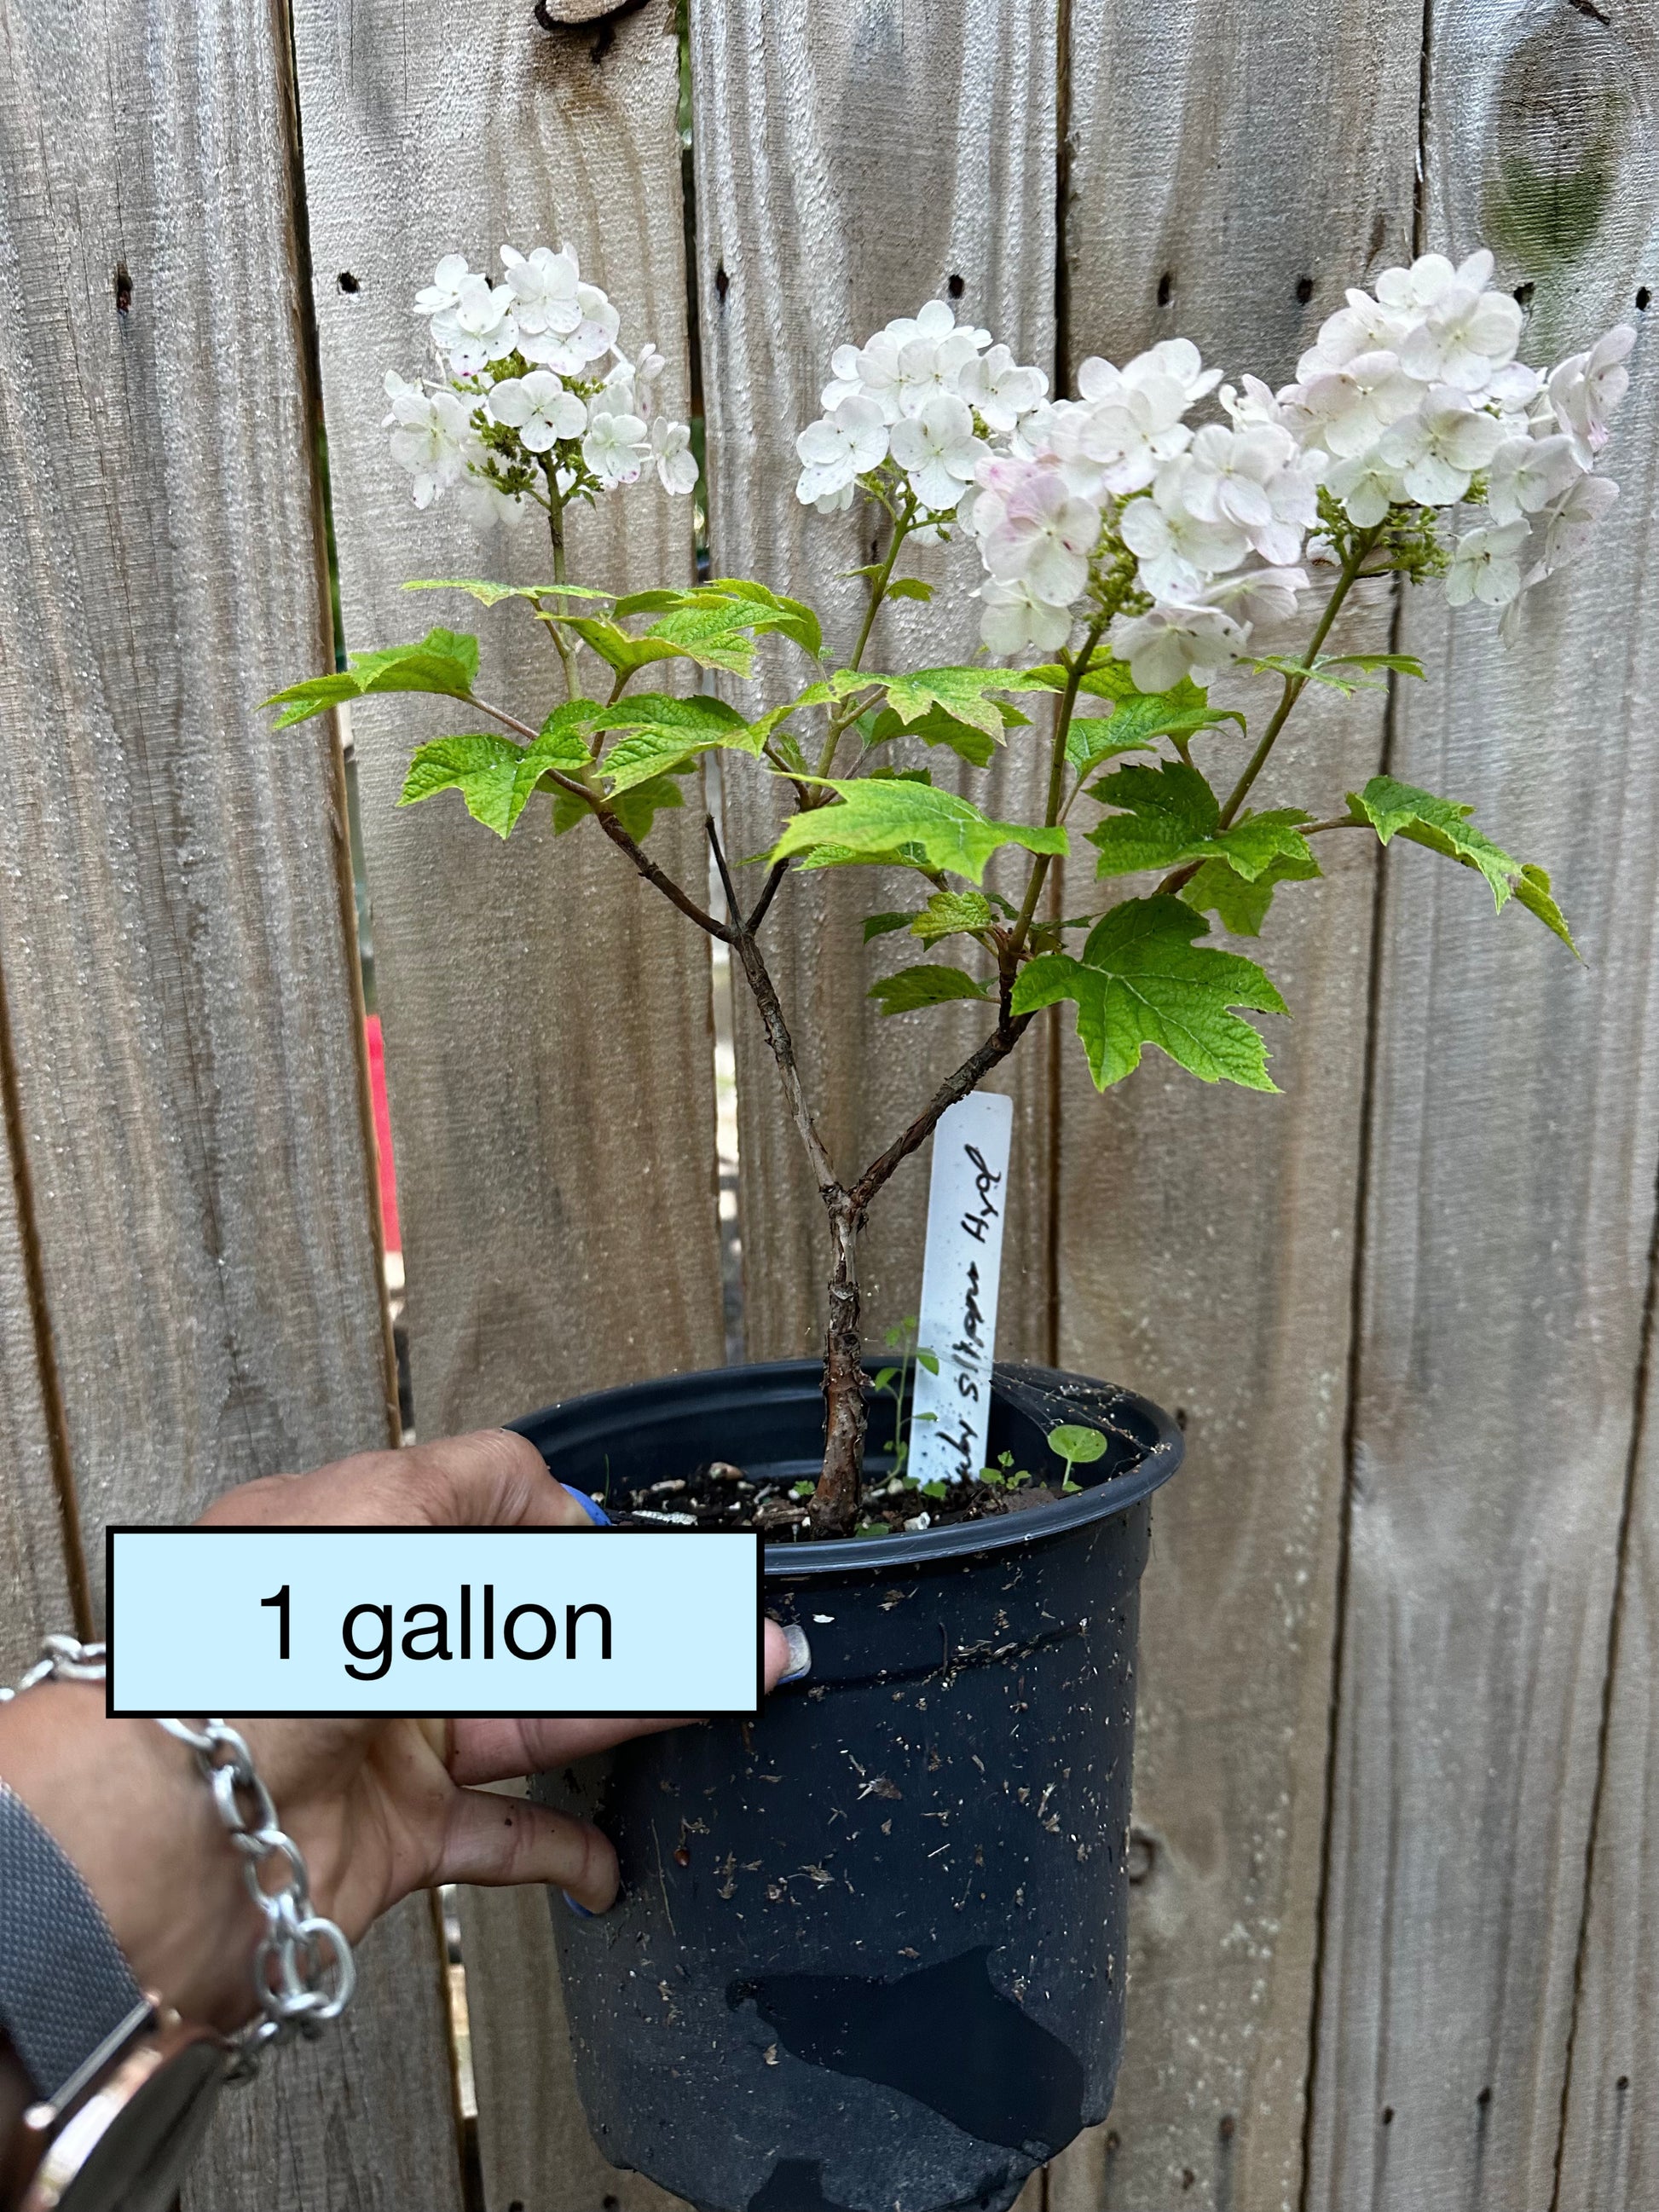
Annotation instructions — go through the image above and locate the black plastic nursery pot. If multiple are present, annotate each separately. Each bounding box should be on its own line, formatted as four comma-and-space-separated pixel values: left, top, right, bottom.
511, 1359, 1183, 2212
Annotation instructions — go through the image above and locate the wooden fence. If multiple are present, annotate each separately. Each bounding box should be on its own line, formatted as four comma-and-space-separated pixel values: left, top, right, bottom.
1, 0, 1655, 2206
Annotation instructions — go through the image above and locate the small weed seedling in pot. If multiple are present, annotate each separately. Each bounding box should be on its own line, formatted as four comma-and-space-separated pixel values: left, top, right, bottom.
273, 242, 1634, 1539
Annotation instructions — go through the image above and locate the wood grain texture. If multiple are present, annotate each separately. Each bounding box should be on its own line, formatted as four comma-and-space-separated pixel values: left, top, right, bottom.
688, 0, 1060, 1366
0, 997, 77, 1677
1309, 3, 1659, 2203
290, 4, 720, 2204
0, 1, 458, 2206
1049, 3, 1421, 2205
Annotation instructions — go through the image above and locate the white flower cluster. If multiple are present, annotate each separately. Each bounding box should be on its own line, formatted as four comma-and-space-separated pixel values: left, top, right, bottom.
795, 257, 1632, 690
960, 338, 1321, 684
794, 301, 1048, 530
384, 245, 697, 523
1281, 250, 1631, 632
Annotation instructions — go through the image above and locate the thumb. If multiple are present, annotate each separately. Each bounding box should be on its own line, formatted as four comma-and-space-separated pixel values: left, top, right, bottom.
434, 1787, 620, 1910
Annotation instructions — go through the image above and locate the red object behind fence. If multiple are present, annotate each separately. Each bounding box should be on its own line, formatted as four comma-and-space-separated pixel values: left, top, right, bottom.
364, 1015, 401, 1254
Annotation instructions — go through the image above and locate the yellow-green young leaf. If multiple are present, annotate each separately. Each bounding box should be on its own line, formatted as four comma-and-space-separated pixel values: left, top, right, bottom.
912, 891, 996, 944
405, 579, 611, 605
1087, 759, 1312, 883
612, 772, 690, 842
861, 701, 1017, 768
1350, 775, 1575, 948
558, 616, 684, 679
772, 779, 1067, 884
266, 627, 480, 727
1179, 847, 1321, 938
885, 577, 934, 604
1515, 863, 1578, 954
862, 667, 1036, 742
399, 735, 535, 838
700, 576, 824, 660
1047, 1423, 1107, 1465
1012, 894, 1286, 1091
868, 964, 992, 1014
589, 694, 756, 794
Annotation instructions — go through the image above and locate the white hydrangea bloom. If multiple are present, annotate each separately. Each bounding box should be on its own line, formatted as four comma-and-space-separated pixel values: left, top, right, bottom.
794, 301, 1044, 516
500, 245, 582, 338
1445, 520, 1530, 606
979, 576, 1076, 655
488, 371, 587, 452
1109, 602, 1247, 692
651, 418, 699, 495
1377, 388, 1506, 505
1484, 431, 1582, 524
582, 407, 650, 488
887, 394, 986, 511
383, 373, 470, 508
430, 275, 518, 375
413, 254, 474, 318
795, 395, 889, 505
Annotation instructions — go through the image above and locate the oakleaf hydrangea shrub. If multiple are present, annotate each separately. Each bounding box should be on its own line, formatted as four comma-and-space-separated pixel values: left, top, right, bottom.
273, 243, 1634, 1535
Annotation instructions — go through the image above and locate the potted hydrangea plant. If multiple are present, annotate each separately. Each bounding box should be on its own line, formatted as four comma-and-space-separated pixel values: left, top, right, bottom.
271, 242, 1632, 2212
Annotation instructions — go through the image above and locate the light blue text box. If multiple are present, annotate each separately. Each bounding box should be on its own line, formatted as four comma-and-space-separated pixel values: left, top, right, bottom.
107, 1529, 762, 1715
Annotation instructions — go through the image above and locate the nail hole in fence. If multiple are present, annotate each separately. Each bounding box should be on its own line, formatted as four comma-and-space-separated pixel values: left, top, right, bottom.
1618, 2076, 1630, 2092
948, 272, 965, 298
715, 263, 729, 303
1514, 280, 1535, 308
338, 270, 360, 293
1157, 270, 1172, 307
1477, 2086, 1491, 2107
1638, 287, 1650, 311
113, 263, 132, 315
1295, 274, 1314, 304
1382, 2107, 1394, 2126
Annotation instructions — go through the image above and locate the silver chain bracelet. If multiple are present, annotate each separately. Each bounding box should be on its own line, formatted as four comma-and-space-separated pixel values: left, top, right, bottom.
2, 1634, 356, 2081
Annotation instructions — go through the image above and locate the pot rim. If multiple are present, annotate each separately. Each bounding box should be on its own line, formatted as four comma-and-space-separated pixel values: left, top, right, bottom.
513, 1356, 1184, 1583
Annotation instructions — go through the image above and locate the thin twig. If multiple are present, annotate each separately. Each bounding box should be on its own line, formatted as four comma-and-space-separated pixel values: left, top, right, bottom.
706, 816, 838, 1193
746, 857, 790, 933
849, 1000, 1032, 1216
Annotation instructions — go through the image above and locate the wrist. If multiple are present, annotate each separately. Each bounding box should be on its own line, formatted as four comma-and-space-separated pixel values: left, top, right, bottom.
0, 1684, 260, 2034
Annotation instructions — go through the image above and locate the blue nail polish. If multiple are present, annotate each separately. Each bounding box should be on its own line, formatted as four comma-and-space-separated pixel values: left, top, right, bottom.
564, 1891, 598, 1919
564, 1485, 610, 1528
777, 1623, 812, 1685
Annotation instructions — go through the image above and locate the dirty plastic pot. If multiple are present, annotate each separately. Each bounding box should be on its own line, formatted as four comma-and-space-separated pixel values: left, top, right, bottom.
510, 1359, 1182, 2212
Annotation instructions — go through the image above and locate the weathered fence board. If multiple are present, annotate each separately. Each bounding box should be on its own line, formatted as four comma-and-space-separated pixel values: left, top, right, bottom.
290, 2, 720, 2203
0, 1057, 77, 1678
0, 2, 460, 2207
690, 0, 1060, 1366
1048, 3, 1420, 2205
1308, 3, 1659, 2200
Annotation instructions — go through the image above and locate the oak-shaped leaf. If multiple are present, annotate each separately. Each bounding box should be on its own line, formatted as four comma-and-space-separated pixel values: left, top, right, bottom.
1086, 759, 1313, 883
869, 964, 993, 1015
911, 890, 997, 944
404, 579, 611, 605
1179, 847, 1322, 938
397, 703, 596, 838
591, 693, 760, 794
266, 627, 480, 728
1011, 894, 1287, 1090
859, 666, 1037, 742
1349, 775, 1576, 949
772, 778, 1067, 884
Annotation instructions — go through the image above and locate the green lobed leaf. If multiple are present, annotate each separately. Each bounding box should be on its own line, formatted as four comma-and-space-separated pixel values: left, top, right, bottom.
1349, 775, 1575, 941
559, 615, 685, 679
860, 702, 1009, 768
861, 666, 1037, 742
885, 577, 935, 604
405, 579, 611, 604
1179, 847, 1322, 938
868, 963, 993, 1014
266, 627, 480, 727
771, 778, 1068, 884
864, 911, 918, 942
701, 576, 825, 661
1323, 652, 1426, 679
1086, 759, 1313, 883
912, 890, 996, 944
1011, 894, 1287, 1091
586, 693, 758, 794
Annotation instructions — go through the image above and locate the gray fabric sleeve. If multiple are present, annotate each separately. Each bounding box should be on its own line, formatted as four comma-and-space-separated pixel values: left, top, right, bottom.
0, 1777, 147, 2103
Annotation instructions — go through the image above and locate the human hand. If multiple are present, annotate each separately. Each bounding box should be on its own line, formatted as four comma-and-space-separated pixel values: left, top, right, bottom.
0, 1429, 794, 2034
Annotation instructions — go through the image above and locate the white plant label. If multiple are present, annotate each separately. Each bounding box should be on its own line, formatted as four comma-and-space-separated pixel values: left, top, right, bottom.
907, 1089, 1013, 1487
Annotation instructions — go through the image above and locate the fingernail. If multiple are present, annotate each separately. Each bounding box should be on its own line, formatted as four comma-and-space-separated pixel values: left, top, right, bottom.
564, 1891, 598, 1919
564, 1485, 610, 1528
778, 1624, 812, 1685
